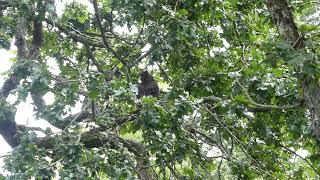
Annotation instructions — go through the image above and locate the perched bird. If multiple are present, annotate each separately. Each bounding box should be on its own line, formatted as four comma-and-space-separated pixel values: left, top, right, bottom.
137, 70, 160, 99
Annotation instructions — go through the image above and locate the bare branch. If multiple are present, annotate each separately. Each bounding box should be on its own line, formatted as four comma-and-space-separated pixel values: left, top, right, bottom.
92, 0, 128, 66
235, 80, 304, 111
45, 18, 105, 48
280, 144, 320, 175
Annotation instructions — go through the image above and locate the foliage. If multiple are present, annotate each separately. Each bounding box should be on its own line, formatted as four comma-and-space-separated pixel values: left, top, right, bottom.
0, 0, 320, 179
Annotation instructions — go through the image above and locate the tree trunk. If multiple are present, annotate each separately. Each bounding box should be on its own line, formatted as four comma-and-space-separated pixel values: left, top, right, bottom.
266, 0, 320, 139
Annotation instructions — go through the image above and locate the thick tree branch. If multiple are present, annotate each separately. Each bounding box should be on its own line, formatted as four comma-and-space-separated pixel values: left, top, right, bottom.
14, 17, 28, 59
45, 18, 105, 48
91, 0, 128, 65
36, 129, 155, 179
266, 0, 320, 139
0, 120, 19, 147
0, 16, 29, 147
29, 19, 43, 58
0, 75, 19, 99
266, 0, 304, 49
201, 94, 303, 112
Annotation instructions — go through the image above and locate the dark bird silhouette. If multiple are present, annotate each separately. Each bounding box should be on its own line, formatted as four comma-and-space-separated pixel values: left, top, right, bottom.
137, 70, 160, 99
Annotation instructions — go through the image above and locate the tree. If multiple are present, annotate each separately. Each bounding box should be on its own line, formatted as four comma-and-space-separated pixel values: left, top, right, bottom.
0, 0, 319, 179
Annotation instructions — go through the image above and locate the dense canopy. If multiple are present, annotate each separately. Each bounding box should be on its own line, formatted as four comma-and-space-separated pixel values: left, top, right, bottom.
0, 0, 320, 179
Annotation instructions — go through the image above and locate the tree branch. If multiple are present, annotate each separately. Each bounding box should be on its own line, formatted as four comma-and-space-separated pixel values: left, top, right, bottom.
45, 18, 105, 48
280, 144, 320, 175
91, 0, 128, 66
266, 0, 320, 140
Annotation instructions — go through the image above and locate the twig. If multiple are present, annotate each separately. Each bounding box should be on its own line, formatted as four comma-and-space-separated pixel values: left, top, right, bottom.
202, 105, 272, 176
236, 79, 303, 110
280, 144, 320, 175
91, 0, 128, 65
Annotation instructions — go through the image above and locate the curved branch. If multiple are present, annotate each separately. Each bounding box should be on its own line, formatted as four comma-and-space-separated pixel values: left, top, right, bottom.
92, 0, 128, 65
280, 144, 320, 175
201, 93, 303, 112
266, 0, 320, 139
236, 80, 304, 111
0, 75, 19, 99
0, 16, 29, 147
36, 129, 155, 179
45, 18, 105, 48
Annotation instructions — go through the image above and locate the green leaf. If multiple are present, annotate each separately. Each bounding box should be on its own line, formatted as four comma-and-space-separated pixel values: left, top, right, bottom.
70, 82, 80, 93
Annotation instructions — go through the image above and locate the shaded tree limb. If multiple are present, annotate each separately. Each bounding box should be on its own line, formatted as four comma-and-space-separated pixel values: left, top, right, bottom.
0, 0, 9, 6
45, 18, 105, 48
0, 15, 29, 147
235, 80, 304, 111
201, 94, 303, 112
266, 0, 320, 139
35, 129, 155, 179
280, 144, 320, 176
0, 75, 19, 99
92, 0, 128, 66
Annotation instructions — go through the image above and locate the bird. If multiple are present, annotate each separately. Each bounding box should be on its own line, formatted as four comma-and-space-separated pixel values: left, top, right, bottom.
137, 70, 160, 99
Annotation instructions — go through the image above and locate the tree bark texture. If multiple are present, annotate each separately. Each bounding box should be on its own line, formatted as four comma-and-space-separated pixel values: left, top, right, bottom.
266, 0, 320, 139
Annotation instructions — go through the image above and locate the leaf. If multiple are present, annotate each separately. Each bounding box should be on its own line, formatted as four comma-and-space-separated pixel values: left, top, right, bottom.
70, 82, 79, 93
88, 90, 99, 99
178, 9, 188, 16
288, 54, 308, 65
276, 41, 292, 50
234, 94, 248, 103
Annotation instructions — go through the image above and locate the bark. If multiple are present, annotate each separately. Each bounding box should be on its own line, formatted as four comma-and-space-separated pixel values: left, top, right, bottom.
36, 129, 155, 179
266, 0, 320, 139
0, 2, 155, 179
0, 75, 19, 99
266, 0, 304, 48
0, 120, 19, 147
0, 16, 28, 147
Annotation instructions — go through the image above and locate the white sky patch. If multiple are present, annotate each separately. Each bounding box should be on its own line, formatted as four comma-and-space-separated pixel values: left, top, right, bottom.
208, 26, 223, 34
69, 100, 83, 114
14, 95, 61, 133
138, 44, 152, 70
43, 91, 55, 105
0, 136, 11, 176
222, 39, 230, 48
47, 58, 61, 76
297, 149, 309, 158
14, 96, 35, 125
55, 0, 93, 17
114, 25, 139, 35
141, 43, 151, 53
